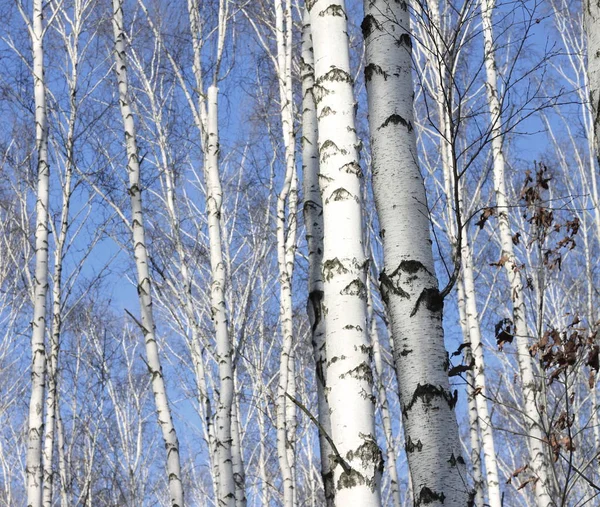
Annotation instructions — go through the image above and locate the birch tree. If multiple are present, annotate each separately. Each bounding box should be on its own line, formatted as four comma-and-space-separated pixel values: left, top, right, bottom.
480, 0, 557, 504
273, 1, 298, 503
363, 1, 469, 505
24, 1, 51, 504
301, 8, 334, 505
111, 1, 184, 504
308, 1, 383, 505
586, 0, 600, 165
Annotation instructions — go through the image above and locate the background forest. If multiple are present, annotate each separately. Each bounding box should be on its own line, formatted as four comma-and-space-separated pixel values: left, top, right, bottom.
0, 0, 599, 506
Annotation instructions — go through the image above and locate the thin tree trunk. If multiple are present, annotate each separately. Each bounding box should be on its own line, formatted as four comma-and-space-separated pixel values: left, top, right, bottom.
586, 0, 600, 165
307, 2, 383, 505
205, 83, 237, 507
461, 241, 502, 507
480, 1, 556, 504
457, 278, 485, 506
185, 2, 240, 501
27, 1, 50, 504
42, 25, 80, 504
367, 272, 402, 507
301, 8, 334, 506
363, 1, 469, 505
111, 2, 184, 505
275, 1, 299, 505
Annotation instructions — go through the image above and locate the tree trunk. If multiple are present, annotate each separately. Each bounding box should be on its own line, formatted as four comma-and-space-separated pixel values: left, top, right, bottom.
275, 1, 299, 504
112, 2, 184, 505
301, 8, 334, 506
27, 1, 50, 504
461, 241, 502, 507
586, 0, 600, 165
363, 1, 470, 505
457, 278, 485, 506
307, 1, 383, 505
480, 1, 556, 504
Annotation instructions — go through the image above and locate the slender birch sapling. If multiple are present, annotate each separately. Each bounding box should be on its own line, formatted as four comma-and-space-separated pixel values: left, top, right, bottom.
112, 2, 184, 505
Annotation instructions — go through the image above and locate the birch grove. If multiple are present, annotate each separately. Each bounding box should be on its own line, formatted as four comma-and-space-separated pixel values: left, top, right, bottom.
2, 0, 600, 505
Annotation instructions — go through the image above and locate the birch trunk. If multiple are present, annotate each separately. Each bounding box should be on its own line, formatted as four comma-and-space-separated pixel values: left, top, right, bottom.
367, 272, 401, 507
42, 14, 81, 502
301, 9, 334, 505
112, 2, 184, 505
308, 1, 383, 505
461, 241, 502, 507
363, 1, 469, 505
457, 279, 484, 506
480, 1, 556, 504
204, 84, 237, 507
184, 1, 240, 501
27, 1, 50, 504
586, 0, 600, 165
275, 1, 298, 504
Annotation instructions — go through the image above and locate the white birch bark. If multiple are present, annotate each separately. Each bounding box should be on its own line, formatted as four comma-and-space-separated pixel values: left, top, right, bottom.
457, 278, 484, 507
186, 1, 240, 502
367, 275, 401, 507
586, 0, 600, 164
274, 1, 299, 504
480, 1, 556, 504
42, 6, 84, 502
26, 1, 50, 504
308, 1, 383, 505
112, 2, 184, 505
301, 9, 334, 505
461, 241, 502, 507
363, 1, 469, 505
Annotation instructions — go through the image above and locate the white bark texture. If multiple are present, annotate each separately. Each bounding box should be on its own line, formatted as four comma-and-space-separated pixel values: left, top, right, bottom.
42, 15, 81, 504
186, 1, 241, 503
112, 2, 184, 505
363, 1, 469, 506
301, 9, 334, 506
27, 1, 50, 505
308, 1, 383, 505
275, 1, 299, 504
480, 1, 556, 504
586, 0, 600, 164
461, 242, 502, 507
457, 279, 484, 507
367, 276, 402, 507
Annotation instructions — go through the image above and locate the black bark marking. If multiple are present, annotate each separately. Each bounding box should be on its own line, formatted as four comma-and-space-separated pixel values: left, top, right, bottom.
340, 361, 373, 384
308, 290, 324, 335
340, 279, 367, 300
319, 4, 346, 18
328, 188, 353, 203
447, 453, 466, 467
319, 67, 352, 83
379, 113, 413, 132
323, 258, 348, 281
361, 14, 381, 39
405, 436, 423, 453
340, 161, 362, 177
410, 287, 443, 317
399, 259, 432, 276
379, 269, 410, 306
318, 106, 336, 119
364, 63, 388, 82
403, 383, 456, 415
396, 33, 412, 49
416, 487, 446, 505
